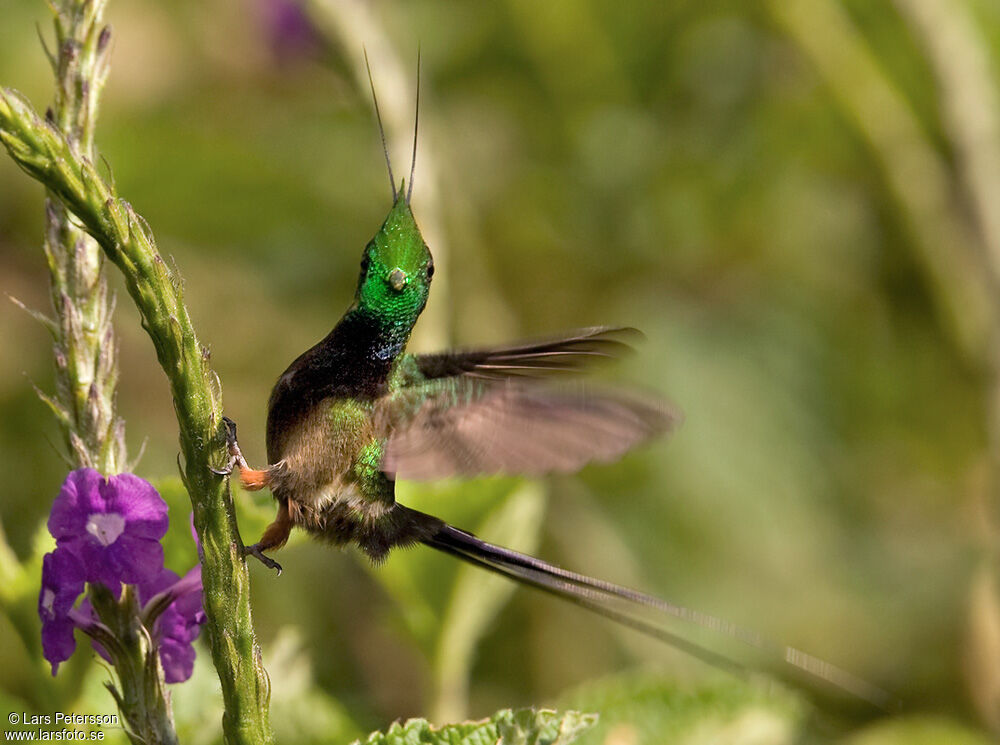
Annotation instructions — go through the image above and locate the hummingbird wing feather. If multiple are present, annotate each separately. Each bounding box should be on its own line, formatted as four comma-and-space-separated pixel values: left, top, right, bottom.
379, 379, 678, 480
413, 326, 641, 380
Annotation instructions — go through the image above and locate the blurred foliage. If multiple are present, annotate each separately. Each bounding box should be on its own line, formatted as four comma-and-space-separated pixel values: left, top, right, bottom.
2, 0, 1000, 742
559, 674, 806, 745
353, 708, 596, 745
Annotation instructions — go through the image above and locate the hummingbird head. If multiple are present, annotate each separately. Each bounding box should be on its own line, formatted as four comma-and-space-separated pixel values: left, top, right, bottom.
356, 53, 433, 330
355, 182, 434, 322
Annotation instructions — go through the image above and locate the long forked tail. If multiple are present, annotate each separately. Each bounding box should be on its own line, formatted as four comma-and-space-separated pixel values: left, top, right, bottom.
419, 518, 898, 715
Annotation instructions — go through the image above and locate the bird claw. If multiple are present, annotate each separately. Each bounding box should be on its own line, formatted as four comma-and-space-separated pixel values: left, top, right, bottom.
245, 543, 282, 576
210, 458, 235, 476
212, 416, 247, 477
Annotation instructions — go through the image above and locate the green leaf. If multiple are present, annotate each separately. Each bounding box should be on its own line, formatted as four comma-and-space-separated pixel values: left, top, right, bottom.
353, 708, 596, 745
557, 672, 807, 745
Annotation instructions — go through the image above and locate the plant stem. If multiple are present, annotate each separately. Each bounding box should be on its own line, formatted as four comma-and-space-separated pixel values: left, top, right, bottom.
88, 585, 179, 745
38, 0, 127, 473
0, 90, 274, 745
34, 0, 174, 738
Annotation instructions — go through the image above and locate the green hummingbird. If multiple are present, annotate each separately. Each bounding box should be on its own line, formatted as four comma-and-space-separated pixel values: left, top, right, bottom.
217, 66, 894, 714
223, 188, 672, 578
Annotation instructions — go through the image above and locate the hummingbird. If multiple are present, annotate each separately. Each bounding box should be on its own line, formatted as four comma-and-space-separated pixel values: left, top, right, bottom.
217, 61, 895, 714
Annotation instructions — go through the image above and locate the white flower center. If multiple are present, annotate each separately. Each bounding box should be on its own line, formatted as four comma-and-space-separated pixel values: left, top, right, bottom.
41, 588, 56, 618
86, 512, 126, 547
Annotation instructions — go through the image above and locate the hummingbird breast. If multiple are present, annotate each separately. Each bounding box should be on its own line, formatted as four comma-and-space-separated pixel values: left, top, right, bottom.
268, 397, 387, 508
262, 306, 423, 556
267, 397, 437, 561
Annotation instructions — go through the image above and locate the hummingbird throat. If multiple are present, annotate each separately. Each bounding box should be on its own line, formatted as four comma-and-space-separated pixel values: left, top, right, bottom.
342, 304, 416, 366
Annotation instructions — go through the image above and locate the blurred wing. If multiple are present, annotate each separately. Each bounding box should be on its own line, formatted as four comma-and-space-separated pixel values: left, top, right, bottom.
413, 326, 641, 381
379, 379, 678, 481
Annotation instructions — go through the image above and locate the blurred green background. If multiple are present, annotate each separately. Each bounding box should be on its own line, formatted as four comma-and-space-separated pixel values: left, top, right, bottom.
2, 0, 1000, 742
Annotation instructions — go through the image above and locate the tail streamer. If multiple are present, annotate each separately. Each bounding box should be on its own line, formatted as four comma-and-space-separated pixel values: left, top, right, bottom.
419, 518, 898, 715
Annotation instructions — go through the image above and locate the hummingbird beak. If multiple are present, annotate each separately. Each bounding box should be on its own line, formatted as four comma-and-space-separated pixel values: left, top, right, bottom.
388, 268, 408, 291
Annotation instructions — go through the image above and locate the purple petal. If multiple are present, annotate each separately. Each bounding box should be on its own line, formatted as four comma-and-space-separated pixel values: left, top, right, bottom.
39, 549, 86, 675
41, 617, 77, 676
137, 567, 182, 603
38, 549, 85, 621
56, 536, 98, 572
174, 596, 205, 628
260, 0, 321, 60
170, 565, 204, 628
66, 537, 120, 591
73, 599, 112, 664
101, 474, 168, 540
141, 563, 205, 658
157, 605, 186, 639
171, 564, 202, 602
48, 469, 104, 542
69, 535, 127, 592
48, 470, 171, 591
88, 637, 113, 664
158, 637, 196, 683
105, 534, 164, 585
72, 598, 99, 625
189, 513, 202, 551
156, 581, 205, 643
166, 610, 202, 644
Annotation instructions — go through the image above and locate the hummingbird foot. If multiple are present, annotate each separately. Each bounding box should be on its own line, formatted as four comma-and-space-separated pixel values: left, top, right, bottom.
212, 417, 272, 492
244, 543, 282, 575
211, 416, 245, 476
209, 463, 234, 476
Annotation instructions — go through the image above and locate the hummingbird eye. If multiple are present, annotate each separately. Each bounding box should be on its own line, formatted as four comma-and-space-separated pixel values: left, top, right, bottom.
360, 255, 370, 273
427, 262, 435, 279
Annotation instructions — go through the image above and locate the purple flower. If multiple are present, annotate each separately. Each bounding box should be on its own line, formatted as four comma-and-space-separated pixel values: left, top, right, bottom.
75, 566, 205, 683
48, 469, 168, 591
77, 561, 205, 683
38, 548, 85, 675
39, 470, 205, 682
260, 0, 321, 60
140, 565, 206, 683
